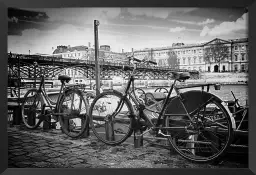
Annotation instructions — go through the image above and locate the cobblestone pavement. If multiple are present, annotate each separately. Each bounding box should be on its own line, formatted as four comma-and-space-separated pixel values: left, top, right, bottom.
8, 125, 248, 168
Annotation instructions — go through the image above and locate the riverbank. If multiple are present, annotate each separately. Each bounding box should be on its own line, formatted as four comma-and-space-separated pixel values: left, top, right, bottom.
126, 72, 249, 88
197, 72, 248, 85
47, 72, 249, 90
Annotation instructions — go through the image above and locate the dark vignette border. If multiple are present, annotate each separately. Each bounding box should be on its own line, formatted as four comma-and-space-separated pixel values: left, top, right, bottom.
0, 0, 255, 175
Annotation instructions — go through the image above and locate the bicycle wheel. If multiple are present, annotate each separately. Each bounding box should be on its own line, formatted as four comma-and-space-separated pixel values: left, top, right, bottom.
58, 89, 89, 138
165, 97, 233, 163
21, 89, 43, 129
89, 90, 134, 145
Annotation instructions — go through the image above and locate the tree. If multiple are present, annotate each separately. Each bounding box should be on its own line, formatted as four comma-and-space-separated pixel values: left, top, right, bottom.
204, 40, 229, 72
167, 50, 179, 69
142, 49, 157, 65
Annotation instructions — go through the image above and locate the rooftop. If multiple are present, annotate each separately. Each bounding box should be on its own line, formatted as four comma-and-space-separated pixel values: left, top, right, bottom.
53, 45, 88, 54
133, 37, 248, 52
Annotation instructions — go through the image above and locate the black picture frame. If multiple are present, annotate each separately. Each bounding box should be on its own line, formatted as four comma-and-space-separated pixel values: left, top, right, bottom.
1, 0, 255, 174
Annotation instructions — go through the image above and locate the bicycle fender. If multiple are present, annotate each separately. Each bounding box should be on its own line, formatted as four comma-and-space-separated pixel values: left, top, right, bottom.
221, 101, 236, 129
164, 90, 236, 129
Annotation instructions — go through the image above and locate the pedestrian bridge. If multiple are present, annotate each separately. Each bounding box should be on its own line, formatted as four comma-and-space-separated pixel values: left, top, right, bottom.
8, 53, 199, 81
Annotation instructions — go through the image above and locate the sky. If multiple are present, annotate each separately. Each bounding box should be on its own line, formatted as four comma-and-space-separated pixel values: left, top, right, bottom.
8, 7, 248, 55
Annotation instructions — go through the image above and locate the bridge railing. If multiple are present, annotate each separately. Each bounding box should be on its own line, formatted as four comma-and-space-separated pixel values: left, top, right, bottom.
8, 53, 199, 79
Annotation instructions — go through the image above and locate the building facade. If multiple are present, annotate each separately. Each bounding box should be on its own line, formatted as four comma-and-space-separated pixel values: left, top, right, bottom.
130, 38, 248, 72
48, 37, 248, 79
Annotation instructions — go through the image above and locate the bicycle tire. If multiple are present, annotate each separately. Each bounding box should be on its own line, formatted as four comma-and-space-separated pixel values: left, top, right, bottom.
21, 89, 44, 129
164, 96, 233, 163
58, 89, 89, 138
89, 90, 134, 145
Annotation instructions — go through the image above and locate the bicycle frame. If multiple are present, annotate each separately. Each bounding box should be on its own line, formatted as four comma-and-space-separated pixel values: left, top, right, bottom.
37, 75, 65, 114
118, 64, 193, 131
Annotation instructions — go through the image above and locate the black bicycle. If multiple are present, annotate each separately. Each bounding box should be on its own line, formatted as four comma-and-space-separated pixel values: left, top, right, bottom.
21, 62, 89, 138
88, 56, 235, 163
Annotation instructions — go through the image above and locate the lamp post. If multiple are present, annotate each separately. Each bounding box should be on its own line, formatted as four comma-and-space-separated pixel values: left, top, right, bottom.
94, 20, 100, 95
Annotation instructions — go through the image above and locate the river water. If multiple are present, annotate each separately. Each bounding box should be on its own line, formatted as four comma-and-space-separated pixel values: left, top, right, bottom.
122, 84, 249, 106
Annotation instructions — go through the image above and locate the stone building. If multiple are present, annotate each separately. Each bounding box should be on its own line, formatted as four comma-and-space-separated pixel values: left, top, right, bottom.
49, 37, 248, 76
130, 38, 248, 72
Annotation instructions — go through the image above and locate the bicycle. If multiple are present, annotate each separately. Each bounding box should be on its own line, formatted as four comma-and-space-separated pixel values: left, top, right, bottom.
21, 62, 89, 138
226, 91, 248, 147
88, 56, 236, 163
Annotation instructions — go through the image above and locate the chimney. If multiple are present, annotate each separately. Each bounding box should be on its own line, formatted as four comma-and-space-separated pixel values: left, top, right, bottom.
132, 48, 134, 52
122, 49, 124, 53
88, 42, 91, 48
68, 45, 71, 49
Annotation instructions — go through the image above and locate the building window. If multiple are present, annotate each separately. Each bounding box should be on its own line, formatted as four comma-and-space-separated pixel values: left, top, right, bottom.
241, 54, 245, 61
183, 58, 185, 64
194, 50, 196, 54
183, 51, 185, 54
194, 57, 196, 64
241, 45, 245, 50
241, 64, 245, 72
234, 65, 238, 71
188, 57, 191, 65
235, 46, 238, 50
235, 55, 238, 61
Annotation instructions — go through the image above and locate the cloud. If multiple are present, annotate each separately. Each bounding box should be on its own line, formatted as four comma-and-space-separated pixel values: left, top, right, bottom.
45, 8, 121, 22
8, 8, 50, 35
127, 8, 170, 19
200, 26, 210, 37
172, 18, 215, 26
8, 23, 146, 54
171, 19, 197, 25
104, 22, 168, 30
169, 27, 186, 32
200, 13, 248, 37
197, 19, 215, 25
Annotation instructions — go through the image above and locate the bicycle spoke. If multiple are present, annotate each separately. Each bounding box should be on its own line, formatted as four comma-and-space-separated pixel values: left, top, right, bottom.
90, 91, 133, 145
167, 97, 232, 162
59, 89, 89, 138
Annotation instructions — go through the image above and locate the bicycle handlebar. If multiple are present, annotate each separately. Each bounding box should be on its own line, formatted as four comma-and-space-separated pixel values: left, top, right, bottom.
148, 60, 157, 65
127, 56, 157, 65
127, 56, 141, 63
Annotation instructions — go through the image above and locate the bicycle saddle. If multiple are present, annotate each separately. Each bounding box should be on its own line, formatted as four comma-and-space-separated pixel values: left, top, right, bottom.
58, 75, 71, 83
172, 72, 190, 81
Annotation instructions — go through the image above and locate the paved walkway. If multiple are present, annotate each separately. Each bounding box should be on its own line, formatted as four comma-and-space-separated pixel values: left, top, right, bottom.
8, 125, 248, 168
